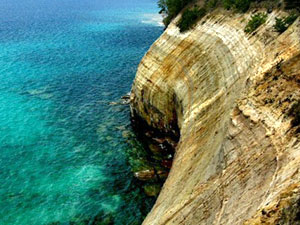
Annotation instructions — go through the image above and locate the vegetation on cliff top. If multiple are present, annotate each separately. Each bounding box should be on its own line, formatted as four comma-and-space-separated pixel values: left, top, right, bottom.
177, 7, 206, 31
158, 0, 299, 32
158, 0, 194, 26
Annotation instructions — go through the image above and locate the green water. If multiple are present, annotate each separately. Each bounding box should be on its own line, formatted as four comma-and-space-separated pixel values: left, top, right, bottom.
0, 0, 163, 224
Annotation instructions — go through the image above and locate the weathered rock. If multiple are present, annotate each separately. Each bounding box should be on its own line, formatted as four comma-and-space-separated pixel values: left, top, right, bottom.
122, 130, 133, 139
108, 101, 118, 105
134, 169, 156, 181
121, 92, 131, 100
131, 8, 300, 225
161, 160, 172, 169
156, 170, 169, 180
148, 143, 164, 154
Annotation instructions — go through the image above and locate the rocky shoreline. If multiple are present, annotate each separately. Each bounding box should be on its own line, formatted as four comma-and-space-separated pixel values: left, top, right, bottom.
109, 92, 178, 197
128, 108, 179, 197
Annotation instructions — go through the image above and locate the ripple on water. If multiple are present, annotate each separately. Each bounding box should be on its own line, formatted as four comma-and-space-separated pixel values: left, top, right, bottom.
0, 0, 163, 224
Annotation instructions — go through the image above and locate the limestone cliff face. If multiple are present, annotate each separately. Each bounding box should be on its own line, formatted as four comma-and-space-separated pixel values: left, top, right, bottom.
131, 8, 300, 225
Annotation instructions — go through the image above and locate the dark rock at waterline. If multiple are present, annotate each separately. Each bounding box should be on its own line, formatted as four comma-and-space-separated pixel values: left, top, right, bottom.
134, 169, 156, 181
152, 137, 177, 149
152, 137, 165, 144
165, 137, 178, 149
148, 143, 164, 154
129, 108, 179, 185
108, 92, 131, 105
143, 184, 161, 197
156, 170, 169, 181
161, 159, 172, 169
121, 93, 130, 100
108, 99, 130, 105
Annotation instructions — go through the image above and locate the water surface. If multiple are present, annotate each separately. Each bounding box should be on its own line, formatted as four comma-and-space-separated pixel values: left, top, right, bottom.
0, 0, 163, 224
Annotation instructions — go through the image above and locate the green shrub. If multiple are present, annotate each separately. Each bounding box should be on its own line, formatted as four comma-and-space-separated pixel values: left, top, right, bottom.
274, 17, 287, 33
167, 0, 187, 17
158, 0, 194, 26
223, 0, 251, 12
284, 0, 300, 10
285, 13, 298, 24
205, 0, 219, 10
244, 12, 267, 33
274, 14, 298, 33
234, 0, 252, 12
177, 7, 207, 32
163, 15, 173, 26
223, 0, 234, 10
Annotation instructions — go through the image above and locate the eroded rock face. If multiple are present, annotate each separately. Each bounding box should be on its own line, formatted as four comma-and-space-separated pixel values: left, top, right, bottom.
131, 8, 300, 225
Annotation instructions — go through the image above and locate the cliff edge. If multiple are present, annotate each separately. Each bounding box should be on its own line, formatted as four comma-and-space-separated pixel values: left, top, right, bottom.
131, 7, 300, 225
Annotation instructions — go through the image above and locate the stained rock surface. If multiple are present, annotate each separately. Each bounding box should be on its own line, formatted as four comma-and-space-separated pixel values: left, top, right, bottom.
130, 8, 300, 225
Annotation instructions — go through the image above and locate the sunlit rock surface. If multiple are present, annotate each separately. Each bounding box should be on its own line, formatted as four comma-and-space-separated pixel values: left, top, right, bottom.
131, 8, 300, 225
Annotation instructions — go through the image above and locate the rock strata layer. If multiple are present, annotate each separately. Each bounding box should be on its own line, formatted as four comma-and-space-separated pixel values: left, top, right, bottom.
131, 8, 300, 225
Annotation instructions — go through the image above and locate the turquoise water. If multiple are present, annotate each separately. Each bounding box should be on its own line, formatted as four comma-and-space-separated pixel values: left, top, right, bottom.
0, 0, 163, 224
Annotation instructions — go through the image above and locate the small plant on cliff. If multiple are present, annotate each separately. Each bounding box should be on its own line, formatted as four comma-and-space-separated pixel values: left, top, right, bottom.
177, 7, 207, 32
244, 12, 267, 33
274, 13, 298, 33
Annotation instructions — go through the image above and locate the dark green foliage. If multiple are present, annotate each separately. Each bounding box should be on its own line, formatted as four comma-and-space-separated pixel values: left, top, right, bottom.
205, 0, 219, 10
223, 0, 252, 12
158, 0, 296, 29
163, 16, 173, 26
244, 12, 267, 33
158, 0, 194, 26
167, 0, 187, 17
274, 14, 298, 33
223, 0, 235, 10
158, 0, 167, 12
177, 7, 206, 32
235, 0, 252, 12
288, 101, 300, 127
285, 13, 298, 24
274, 17, 287, 33
284, 0, 300, 10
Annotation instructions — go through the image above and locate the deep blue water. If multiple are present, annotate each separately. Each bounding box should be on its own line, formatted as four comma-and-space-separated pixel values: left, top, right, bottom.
0, 0, 163, 224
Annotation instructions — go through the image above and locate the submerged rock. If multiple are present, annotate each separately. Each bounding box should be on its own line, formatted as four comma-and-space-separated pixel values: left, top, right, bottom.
134, 169, 156, 181
148, 143, 163, 154
161, 159, 172, 169
22, 86, 53, 99
122, 130, 133, 139
108, 101, 118, 105
143, 184, 161, 197
108, 92, 131, 106
156, 169, 169, 181
91, 213, 114, 225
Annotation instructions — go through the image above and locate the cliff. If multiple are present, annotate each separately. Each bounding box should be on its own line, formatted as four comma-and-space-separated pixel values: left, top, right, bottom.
130, 7, 300, 225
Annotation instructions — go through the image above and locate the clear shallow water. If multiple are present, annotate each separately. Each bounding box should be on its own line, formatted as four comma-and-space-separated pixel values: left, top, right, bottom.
0, 0, 163, 224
